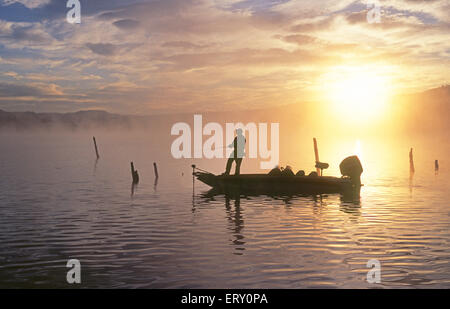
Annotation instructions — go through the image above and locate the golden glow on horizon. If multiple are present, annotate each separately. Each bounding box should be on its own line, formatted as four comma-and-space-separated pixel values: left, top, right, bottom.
322, 66, 392, 124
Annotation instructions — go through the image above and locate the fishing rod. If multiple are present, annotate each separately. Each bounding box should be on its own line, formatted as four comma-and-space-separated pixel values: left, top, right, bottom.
212, 145, 232, 150
191, 164, 214, 174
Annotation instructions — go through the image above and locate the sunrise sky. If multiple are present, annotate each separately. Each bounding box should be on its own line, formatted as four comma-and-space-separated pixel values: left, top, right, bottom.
0, 0, 449, 114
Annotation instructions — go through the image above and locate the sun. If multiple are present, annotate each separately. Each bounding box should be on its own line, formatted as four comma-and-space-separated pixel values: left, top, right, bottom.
323, 66, 392, 123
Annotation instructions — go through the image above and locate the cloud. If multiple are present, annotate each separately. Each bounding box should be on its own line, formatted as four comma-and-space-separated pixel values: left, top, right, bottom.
0, 21, 52, 44
274, 34, 317, 45
3, 71, 21, 79
162, 41, 210, 50
2, 0, 51, 9
112, 19, 140, 30
290, 16, 337, 33
0, 81, 55, 97
85, 43, 119, 56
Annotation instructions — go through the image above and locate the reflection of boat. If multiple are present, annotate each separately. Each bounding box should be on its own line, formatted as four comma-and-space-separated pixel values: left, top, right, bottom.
193, 156, 363, 196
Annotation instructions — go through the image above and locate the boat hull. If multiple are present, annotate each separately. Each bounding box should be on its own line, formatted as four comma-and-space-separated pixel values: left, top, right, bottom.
194, 173, 358, 195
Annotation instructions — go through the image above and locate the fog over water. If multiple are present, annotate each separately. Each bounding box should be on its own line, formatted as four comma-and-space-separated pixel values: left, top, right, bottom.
0, 106, 449, 288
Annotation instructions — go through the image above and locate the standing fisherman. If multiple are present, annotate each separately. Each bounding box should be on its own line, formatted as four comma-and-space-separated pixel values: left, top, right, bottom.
223, 129, 246, 175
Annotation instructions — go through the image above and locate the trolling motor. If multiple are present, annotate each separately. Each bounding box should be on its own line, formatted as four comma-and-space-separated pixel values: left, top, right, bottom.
339, 156, 363, 188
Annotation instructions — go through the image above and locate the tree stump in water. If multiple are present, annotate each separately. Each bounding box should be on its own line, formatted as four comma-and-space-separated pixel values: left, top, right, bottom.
131, 162, 139, 184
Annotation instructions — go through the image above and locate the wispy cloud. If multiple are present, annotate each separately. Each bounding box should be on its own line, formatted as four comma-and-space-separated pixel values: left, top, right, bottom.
2, 0, 51, 9
0, 0, 448, 113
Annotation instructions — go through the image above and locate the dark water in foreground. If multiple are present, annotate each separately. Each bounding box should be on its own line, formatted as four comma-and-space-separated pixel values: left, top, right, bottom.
0, 133, 449, 288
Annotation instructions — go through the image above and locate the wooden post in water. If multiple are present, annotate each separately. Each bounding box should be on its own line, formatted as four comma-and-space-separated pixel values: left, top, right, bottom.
313, 138, 321, 176
153, 162, 159, 179
192, 164, 196, 196
93, 136, 100, 159
435, 160, 439, 174
131, 162, 139, 184
409, 148, 415, 176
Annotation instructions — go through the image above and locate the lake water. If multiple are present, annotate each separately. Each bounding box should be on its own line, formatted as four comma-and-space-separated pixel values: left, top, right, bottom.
0, 132, 449, 288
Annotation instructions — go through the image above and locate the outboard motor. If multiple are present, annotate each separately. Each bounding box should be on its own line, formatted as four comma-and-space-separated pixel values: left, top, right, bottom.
339, 156, 363, 187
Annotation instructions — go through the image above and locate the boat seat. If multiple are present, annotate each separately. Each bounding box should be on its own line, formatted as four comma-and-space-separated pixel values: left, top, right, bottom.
315, 161, 329, 176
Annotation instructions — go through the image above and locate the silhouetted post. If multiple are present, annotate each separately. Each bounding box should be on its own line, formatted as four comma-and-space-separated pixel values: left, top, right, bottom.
313, 138, 321, 176
153, 162, 159, 179
93, 136, 100, 159
192, 164, 196, 186
409, 148, 415, 176
192, 165, 196, 212
131, 182, 136, 197
435, 160, 439, 174
131, 162, 139, 184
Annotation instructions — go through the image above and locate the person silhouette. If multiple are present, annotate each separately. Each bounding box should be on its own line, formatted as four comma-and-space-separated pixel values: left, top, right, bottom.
224, 129, 246, 175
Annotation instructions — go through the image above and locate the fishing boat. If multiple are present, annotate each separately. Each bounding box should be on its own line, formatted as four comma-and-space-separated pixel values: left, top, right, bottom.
193, 156, 363, 196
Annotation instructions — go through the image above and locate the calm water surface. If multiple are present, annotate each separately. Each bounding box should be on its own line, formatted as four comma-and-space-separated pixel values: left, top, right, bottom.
0, 133, 449, 288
